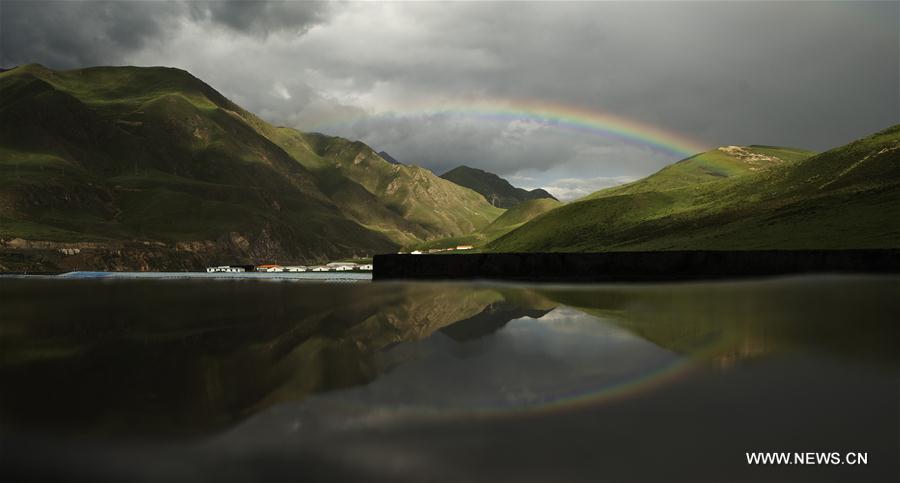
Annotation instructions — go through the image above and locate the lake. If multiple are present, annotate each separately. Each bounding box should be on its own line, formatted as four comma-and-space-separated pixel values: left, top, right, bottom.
0, 275, 897, 482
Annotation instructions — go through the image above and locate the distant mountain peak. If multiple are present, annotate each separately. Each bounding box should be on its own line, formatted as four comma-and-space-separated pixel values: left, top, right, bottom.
528, 188, 557, 199
377, 151, 403, 165
716, 145, 786, 168
440, 165, 557, 208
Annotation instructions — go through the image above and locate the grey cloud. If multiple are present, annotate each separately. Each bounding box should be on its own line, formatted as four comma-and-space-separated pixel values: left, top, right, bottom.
323, 111, 677, 184
188, 0, 330, 36
1, 1, 897, 198
538, 176, 638, 202
258, 1, 896, 185
330, 113, 585, 177
0, 1, 181, 68
0, 1, 330, 69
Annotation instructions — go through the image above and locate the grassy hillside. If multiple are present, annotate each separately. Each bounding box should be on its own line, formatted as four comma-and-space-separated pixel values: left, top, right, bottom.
586, 145, 815, 199
440, 165, 557, 208
0, 64, 505, 271
0, 64, 399, 269
489, 126, 899, 252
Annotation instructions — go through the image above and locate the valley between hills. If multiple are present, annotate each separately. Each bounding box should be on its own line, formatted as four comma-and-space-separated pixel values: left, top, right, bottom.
0, 64, 898, 272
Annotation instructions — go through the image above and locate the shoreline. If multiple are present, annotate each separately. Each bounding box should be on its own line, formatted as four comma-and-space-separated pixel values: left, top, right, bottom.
0, 271, 372, 281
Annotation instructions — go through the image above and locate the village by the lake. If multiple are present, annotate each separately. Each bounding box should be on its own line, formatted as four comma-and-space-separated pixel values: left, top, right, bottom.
206, 245, 475, 273
206, 261, 373, 273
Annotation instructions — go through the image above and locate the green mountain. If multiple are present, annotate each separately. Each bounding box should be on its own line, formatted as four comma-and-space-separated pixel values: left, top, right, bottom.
0, 64, 501, 271
489, 127, 900, 252
440, 165, 557, 208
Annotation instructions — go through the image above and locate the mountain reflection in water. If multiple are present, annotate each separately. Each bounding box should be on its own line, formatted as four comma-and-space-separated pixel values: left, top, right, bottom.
0, 276, 897, 482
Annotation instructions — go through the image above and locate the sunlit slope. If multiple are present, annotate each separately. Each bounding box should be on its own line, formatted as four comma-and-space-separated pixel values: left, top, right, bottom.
269, 129, 505, 242
481, 198, 561, 238
489, 126, 899, 251
409, 198, 561, 250
0, 64, 396, 263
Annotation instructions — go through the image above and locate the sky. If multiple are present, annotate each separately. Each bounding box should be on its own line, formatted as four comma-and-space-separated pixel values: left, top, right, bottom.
2, 1, 898, 200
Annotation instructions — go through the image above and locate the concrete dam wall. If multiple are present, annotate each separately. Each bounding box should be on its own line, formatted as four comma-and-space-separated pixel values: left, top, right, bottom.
373, 250, 900, 282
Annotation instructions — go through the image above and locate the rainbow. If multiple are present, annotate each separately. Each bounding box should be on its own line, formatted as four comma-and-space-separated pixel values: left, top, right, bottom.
327, 304, 731, 424
330, 344, 704, 424
311, 98, 709, 158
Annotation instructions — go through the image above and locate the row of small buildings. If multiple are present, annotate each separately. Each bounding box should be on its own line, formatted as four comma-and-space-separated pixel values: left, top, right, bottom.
206, 262, 373, 273
205, 245, 476, 273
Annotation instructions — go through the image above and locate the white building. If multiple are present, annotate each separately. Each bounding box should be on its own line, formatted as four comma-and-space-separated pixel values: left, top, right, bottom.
358, 264, 373, 271
327, 262, 357, 268
326, 262, 359, 271
311, 266, 330, 272
256, 264, 284, 272
284, 266, 308, 272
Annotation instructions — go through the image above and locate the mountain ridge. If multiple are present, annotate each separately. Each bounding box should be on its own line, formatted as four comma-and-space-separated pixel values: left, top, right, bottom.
440, 165, 557, 208
377, 151, 403, 165
2, 64, 895, 270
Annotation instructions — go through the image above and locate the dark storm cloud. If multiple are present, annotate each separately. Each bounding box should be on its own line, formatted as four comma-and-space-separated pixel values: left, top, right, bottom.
317, 1, 898, 152
0, 0, 180, 67
0, 1, 330, 68
1, 1, 897, 199
189, 0, 330, 37
253, 1, 895, 186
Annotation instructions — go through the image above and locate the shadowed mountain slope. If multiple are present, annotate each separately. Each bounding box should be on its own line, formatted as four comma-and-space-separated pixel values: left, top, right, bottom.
266, 129, 504, 245
377, 151, 403, 165
441, 165, 557, 208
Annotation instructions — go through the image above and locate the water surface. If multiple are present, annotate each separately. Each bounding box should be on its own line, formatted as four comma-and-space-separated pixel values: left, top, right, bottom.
0, 275, 897, 482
